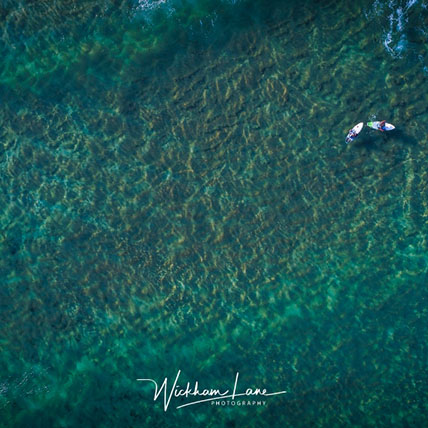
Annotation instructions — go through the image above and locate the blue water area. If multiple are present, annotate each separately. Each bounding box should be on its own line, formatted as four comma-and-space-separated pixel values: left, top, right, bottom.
1, 0, 428, 426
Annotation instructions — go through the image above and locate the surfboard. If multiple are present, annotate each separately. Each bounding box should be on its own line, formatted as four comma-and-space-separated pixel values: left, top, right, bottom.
367, 121, 395, 131
345, 122, 364, 144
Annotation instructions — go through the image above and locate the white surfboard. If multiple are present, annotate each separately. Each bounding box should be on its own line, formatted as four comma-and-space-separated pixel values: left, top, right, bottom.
345, 122, 364, 144
367, 121, 395, 131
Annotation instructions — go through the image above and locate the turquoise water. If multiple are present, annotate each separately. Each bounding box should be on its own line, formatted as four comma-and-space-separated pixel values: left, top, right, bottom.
1, 0, 428, 426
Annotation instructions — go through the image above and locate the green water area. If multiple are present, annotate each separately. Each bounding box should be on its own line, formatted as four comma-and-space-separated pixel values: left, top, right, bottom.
1, 0, 428, 426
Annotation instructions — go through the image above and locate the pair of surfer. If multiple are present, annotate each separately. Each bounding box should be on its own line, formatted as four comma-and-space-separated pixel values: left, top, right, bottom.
349, 120, 386, 138
346, 120, 393, 144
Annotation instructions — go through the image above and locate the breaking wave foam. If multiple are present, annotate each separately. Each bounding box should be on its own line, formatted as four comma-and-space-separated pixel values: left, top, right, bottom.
366, 0, 427, 73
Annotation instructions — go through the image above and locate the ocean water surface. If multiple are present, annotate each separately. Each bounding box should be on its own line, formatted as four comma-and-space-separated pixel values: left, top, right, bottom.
1, 0, 428, 426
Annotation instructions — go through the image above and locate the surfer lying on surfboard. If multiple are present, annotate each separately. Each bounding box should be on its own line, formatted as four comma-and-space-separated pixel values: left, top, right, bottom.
367, 121, 395, 132
378, 120, 387, 131
345, 122, 364, 144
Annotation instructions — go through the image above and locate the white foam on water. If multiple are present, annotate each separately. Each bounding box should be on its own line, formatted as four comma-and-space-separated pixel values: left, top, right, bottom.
371, 0, 422, 58
406, 0, 418, 8
396, 7, 404, 31
133, 0, 175, 22
136, 0, 168, 12
364, 0, 385, 19
383, 19, 395, 56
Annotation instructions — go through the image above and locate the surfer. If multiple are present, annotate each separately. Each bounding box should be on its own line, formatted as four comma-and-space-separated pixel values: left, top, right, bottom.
378, 120, 387, 131
345, 129, 356, 144
345, 122, 364, 144
367, 120, 395, 132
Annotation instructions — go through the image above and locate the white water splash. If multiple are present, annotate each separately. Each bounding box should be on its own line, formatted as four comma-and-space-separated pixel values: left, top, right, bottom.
133, 0, 175, 22
136, 0, 168, 12
366, 0, 421, 58
384, 0, 417, 57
